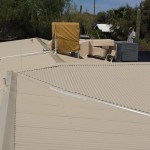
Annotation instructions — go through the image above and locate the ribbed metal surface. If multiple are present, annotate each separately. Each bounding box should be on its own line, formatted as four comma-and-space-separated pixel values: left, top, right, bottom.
15, 75, 150, 150
19, 63, 150, 114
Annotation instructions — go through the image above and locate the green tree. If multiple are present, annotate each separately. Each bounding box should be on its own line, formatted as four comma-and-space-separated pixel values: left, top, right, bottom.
106, 6, 137, 40
0, 0, 71, 40
135, 9, 141, 43
141, 0, 150, 40
95, 11, 108, 23
0, 0, 31, 39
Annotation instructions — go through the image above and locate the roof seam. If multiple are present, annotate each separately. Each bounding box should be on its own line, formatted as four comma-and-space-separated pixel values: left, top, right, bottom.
17, 63, 150, 74
18, 73, 150, 117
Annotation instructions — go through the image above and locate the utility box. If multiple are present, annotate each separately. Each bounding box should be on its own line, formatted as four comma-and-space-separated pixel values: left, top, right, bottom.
115, 41, 139, 62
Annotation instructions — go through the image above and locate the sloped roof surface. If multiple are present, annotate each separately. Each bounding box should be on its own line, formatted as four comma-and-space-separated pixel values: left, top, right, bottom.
19, 63, 150, 115
0, 91, 3, 107
1, 38, 150, 150
15, 74, 150, 150
0, 38, 44, 57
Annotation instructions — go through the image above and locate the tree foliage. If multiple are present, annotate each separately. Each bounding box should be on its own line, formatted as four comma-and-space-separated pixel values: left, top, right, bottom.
140, 0, 150, 40
0, 0, 70, 40
95, 5, 137, 40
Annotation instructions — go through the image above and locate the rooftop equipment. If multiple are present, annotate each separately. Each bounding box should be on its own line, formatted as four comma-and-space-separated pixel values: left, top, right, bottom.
115, 41, 139, 62
52, 22, 80, 53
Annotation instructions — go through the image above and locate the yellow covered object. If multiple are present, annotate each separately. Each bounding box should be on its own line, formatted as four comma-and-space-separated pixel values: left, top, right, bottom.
52, 22, 80, 52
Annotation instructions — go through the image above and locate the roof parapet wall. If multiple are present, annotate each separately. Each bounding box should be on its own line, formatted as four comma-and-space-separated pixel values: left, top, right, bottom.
0, 71, 17, 150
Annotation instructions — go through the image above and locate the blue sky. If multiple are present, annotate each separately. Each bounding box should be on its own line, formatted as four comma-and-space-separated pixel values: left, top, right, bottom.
72, 0, 144, 14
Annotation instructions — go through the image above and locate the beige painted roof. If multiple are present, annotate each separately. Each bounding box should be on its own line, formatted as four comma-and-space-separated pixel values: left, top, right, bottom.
0, 38, 105, 83
0, 38, 102, 81
15, 74, 150, 150
0, 80, 5, 105
0, 91, 3, 106
1, 38, 150, 149
0, 38, 56, 106
0, 53, 56, 78
19, 63, 150, 115
0, 38, 55, 75
0, 38, 103, 107
0, 38, 43, 57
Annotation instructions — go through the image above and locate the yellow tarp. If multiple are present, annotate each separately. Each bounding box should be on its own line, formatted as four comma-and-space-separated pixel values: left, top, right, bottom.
52, 22, 80, 52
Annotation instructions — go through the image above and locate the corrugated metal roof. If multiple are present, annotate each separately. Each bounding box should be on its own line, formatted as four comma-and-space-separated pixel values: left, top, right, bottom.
1, 38, 150, 150
0, 38, 56, 107
0, 38, 104, 107
96, 24, 113, 32
15, 74, 150, 150
0, 38, 44, 57
19, 63, 150, 115
0, 91, 2, 105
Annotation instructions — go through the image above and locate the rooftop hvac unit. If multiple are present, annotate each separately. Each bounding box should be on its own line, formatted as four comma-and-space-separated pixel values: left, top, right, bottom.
115, 41, 139, 62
